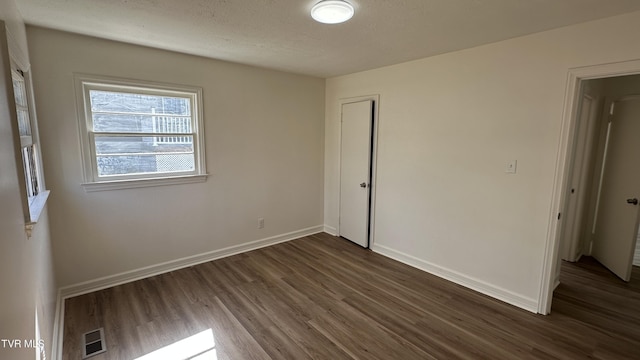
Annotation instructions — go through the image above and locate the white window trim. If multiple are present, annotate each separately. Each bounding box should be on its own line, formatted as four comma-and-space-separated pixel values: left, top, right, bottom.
74, 74, 208, 191
8, 51, 49, 227
26, 190, 50, 225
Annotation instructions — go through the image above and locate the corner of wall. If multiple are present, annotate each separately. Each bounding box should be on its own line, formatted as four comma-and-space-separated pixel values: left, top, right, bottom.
371, 243, 539, 313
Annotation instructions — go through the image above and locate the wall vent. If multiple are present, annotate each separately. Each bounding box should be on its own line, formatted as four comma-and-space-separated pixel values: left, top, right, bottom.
82, 328, 106, 359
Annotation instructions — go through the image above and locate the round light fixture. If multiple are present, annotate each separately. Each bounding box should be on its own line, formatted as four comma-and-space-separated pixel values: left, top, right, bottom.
311, 0, 354, 24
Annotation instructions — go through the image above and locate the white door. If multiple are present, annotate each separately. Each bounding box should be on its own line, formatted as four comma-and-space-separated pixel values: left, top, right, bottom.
562, 95, 594, 261
592, 97, 640, 281
339, 100, 373, 248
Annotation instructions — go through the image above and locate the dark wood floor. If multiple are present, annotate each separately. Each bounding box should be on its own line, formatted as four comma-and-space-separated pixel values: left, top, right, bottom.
63, 233, 640, 359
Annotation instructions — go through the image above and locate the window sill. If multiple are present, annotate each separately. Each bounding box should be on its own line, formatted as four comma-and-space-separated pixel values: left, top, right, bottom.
25, 190, 51, 237
81, 174, 209, 192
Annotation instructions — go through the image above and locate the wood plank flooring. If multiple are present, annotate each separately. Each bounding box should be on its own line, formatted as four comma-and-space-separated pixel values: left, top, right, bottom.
62, 233, 640, 359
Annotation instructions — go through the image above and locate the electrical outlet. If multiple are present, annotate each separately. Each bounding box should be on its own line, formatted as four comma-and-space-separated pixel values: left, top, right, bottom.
258, 218, 264, 229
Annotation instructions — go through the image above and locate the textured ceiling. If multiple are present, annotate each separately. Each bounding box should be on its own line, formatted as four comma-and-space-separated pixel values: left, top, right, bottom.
15, 0, 640, 78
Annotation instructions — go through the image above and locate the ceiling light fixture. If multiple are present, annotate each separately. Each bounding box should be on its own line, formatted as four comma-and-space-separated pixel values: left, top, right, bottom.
311, 0, 354, 24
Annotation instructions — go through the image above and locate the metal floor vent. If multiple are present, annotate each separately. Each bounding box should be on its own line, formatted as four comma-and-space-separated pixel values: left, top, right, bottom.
82, 328, 106, 359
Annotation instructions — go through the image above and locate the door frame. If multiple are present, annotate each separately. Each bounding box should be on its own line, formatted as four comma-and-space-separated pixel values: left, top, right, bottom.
539, 59, 640, 314
337, 94, 380, 248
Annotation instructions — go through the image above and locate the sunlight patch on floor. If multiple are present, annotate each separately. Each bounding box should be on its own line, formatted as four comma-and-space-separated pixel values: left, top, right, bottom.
135, 328, 216, 360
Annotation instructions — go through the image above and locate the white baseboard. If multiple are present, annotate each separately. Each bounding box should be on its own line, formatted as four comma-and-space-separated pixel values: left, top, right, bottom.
59, 225, 323, 299
323, 225, 337, 236
371, 243, 539, 313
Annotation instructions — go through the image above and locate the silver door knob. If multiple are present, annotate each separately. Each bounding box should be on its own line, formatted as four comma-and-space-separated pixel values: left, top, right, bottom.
360, 182, 367, 188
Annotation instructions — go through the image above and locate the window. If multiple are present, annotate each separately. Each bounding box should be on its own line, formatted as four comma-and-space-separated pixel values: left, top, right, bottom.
13, 70, 40, 197
75, 75, 207, 191
11, 68, 49, 225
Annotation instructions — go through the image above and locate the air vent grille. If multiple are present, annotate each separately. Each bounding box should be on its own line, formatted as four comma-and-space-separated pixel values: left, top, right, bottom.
82, 328, 106, 359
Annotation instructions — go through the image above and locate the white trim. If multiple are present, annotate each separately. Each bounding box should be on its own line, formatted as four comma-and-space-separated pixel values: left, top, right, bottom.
58, 225, 323, 298
23, 63, 47, 192
8, 62, 50, 227
337, 94, 380, 248
51, 289, 64, 360
73, 73, 207, 186
324, 225, 338, 235
24, 191, 51, 238
27, 190, 49, 223
372, 243, 538, 313
82, 174, 208, 192
539, 58, 640, 315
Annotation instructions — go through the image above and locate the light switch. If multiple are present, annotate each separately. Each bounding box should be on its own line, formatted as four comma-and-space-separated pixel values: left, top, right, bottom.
506, 160, 517, 174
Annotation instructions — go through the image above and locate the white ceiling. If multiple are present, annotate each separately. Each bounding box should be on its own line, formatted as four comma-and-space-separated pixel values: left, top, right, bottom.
15, 0, 640, 78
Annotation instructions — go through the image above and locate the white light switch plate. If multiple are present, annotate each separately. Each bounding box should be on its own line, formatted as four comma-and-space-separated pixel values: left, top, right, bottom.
506, 160, 517, 174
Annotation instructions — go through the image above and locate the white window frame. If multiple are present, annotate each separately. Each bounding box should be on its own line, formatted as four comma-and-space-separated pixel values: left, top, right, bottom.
7, 42, 49, 229
74, 74, 208, 191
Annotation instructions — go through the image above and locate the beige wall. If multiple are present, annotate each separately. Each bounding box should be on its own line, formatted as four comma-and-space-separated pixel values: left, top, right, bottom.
27, 27, 325, 288
0, 2, 57, 359
325, 11, 640, 310
603, 73, 640, 97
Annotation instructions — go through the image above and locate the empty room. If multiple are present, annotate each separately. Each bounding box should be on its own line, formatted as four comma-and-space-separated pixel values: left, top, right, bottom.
2, 0, 640, 359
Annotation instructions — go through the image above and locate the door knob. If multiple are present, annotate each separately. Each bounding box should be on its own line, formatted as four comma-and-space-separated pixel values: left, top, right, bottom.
626, 198, 638, 205
360, 182, 367, 188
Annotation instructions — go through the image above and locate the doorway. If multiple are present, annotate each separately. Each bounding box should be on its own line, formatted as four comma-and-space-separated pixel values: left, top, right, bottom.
589, 95, 640, 280
540, 60, 640, 314
559, 78, 640, 281
338, 95, 379, 248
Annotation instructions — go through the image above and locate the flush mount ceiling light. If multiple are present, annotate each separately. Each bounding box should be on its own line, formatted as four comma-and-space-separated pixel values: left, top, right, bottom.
311, 0, 355, 24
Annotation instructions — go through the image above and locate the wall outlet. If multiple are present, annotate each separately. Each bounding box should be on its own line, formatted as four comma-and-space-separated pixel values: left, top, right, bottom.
505, 160, 517, 174
258, 218, 264, 229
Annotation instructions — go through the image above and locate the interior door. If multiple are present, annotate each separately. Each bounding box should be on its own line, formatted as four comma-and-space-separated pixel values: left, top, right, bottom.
562, 95, 594, 262
339, 100, 373, 248
592, 97, 640, 281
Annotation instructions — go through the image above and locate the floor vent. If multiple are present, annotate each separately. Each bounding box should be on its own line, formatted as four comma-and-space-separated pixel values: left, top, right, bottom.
82, 328, 106, 359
